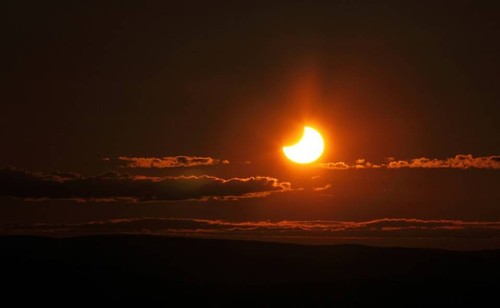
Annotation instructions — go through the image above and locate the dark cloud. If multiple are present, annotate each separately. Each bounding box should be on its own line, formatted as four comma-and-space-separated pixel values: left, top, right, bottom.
0, 167, 290, 202
386, 155, 500, 169
3, 218, 499, 250
110, 156, 229, 168
318, 155, 500, 170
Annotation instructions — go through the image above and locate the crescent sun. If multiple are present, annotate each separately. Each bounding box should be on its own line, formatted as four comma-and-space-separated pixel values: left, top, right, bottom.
283, 126, 324, 164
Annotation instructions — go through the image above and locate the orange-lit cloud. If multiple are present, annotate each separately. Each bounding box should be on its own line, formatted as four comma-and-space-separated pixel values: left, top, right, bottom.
0, 168, 290, 202
317, 161, 351, 170
110, 156, 230, 168
386, 155, 500, 169
3, 218, 499, 250
318, 154, 500, 170
5, 217, 498, 234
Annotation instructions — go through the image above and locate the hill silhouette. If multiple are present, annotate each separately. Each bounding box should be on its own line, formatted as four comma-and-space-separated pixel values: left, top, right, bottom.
1, 235, 498, 305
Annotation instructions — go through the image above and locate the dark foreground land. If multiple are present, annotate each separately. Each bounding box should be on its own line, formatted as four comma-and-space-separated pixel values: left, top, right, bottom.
1, 235, 499, 306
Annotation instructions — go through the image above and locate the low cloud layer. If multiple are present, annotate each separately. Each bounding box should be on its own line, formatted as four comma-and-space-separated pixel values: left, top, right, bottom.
109, 156, 229, 168
2, 218, 499, 250
319, 155, 500, 170
0, 168, 290, 202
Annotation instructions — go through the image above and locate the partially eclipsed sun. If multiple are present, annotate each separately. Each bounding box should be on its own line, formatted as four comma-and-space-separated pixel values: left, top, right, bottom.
283, 126, 324, 164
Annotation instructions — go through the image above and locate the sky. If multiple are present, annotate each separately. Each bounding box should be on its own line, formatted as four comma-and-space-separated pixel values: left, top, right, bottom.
1, 1, 499, 250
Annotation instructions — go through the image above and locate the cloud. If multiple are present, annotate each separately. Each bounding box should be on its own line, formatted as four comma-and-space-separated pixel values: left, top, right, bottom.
3, 218, 499, 249
317, 162, 351, 170
317, 160, 383, 169
318, 154, 500, 170
0, 167, 290, 202
313, 184, 331, 191
386, 155, 500, 169
109, 156, 229, 168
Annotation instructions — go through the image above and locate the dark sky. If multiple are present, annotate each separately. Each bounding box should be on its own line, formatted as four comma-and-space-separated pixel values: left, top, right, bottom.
1, 1, 499, 249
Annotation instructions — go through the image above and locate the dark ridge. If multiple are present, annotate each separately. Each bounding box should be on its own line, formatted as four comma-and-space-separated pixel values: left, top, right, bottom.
1, 235, 499, 305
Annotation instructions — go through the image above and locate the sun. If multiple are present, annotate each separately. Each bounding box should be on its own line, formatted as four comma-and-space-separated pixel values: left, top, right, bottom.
283, 126, 324, 164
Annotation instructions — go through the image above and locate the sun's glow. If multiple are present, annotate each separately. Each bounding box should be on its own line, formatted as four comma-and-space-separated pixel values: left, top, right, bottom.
283, 126, 324, 164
